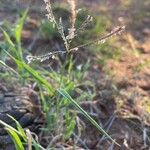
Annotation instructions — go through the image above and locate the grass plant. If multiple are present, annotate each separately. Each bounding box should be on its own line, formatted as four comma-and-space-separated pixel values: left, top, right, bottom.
0, 0, 125, 149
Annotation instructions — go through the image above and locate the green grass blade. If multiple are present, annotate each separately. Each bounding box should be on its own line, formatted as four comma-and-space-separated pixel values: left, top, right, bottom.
32, 139, 46, 150
7, 115, 27, 142
0, 120, 22, 136
57, 88, 120, 146
14, 9, 28, 60
0, 28, 19, 58
0, 27, 15, 48
6, 127, 24, 150
14, 9, 28, 45
17, 60, 54, 95
0, 60, 20, 76
3, 49, 54, 95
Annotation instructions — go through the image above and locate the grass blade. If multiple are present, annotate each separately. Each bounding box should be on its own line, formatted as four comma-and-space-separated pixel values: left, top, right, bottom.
0, 120, 22, 136
7, 115, 27, 142
57, 88, 120, 146
17, 60, 54, 95
0, 60, 20, 76
6, 127, 25, 150
3, 49, 54, 95
15, 9, 28, 45
14, 9, 28, 60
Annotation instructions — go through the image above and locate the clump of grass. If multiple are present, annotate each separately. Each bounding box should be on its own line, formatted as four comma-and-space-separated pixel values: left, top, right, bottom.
0, 115, 45, 150
26, 0, 125, 106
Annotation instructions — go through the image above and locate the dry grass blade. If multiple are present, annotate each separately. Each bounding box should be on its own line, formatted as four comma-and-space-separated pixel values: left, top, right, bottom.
58, 88, 120, 147
43, 0, 57, 27
26, 26, 125, 63
26, 129, 32, 150
67, 0, 77, 28
70, 26, 126, 52
26, 51, 66, 64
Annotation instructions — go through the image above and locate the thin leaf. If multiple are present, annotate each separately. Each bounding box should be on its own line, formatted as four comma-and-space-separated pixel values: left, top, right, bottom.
0, 120, 22, 136
57, 88, 120, 146
0, 60, 20, 76
14, 9, 28, 60
6, 127, 24, 150
7, 115, 27, 142
0, 27, 15, 47
15, 9, 28, 44
0, 28, 19, 58
17, 61, 54, 95
3, 49, 54, 95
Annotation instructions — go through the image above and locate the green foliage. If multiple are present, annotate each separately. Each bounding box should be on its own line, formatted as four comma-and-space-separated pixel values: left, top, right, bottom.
0, 116, 45, 150
14, 10, 28, 45
40, 19, 58, 39
95, 42, 121, 66
0, 10, 28, 61
58, 88, 119, 146
0, 116, 26, 150
6, 128, 24, 150
14, 9, 28, 61
64, 110, 76, 139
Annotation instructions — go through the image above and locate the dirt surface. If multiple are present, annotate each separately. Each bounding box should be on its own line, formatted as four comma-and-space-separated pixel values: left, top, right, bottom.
79, 0, 150, 149
0, 79, 44, 150
0, 0, 150, 149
